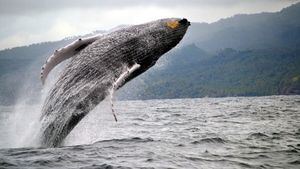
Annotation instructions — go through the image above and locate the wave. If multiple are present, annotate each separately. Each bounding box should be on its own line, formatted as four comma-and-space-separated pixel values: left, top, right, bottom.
93, 137, 155, 144
288, 160, 300, 165
0, 158, 16, 168
191, 137, 226, 144
132, 118, 145, 121
184, 156, 254, 168
247, 132, 269, 139
73, 163, 134, 169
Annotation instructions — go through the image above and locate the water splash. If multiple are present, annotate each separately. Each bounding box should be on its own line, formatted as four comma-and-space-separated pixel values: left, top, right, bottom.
0, 60, 67, 148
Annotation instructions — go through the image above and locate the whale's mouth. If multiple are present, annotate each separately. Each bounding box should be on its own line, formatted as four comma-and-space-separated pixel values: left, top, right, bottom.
179, 18, 191, 26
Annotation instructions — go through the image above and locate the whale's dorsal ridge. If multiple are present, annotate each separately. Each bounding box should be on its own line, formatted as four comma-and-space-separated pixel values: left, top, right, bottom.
40, 34, 102, 85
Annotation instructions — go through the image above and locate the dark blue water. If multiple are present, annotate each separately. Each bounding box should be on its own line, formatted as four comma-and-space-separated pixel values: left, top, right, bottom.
0, 96, 299, 168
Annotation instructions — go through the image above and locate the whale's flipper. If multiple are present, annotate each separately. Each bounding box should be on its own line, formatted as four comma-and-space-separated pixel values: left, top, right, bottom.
40, 35, 101, 85
110, 63, 141, 122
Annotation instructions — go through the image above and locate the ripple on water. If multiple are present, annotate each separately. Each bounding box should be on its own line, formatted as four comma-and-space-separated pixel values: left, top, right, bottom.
0, 158, 17, 168
93, 137, 155, 145
0, 96, 299, 169
79, 164, 132, 169
247, 132, 270, 139
191, 137, 226, 144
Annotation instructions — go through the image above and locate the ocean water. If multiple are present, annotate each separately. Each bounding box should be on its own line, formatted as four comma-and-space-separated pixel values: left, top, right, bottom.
0, 95, 299, 169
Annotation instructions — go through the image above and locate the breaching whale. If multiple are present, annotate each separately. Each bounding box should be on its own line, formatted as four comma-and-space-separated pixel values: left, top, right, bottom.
39, 18, 190, 147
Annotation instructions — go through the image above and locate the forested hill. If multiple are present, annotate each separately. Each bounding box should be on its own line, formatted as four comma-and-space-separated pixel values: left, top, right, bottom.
1, 3, 300, 104
182, 2, 300, 51
118, 45, 300, 100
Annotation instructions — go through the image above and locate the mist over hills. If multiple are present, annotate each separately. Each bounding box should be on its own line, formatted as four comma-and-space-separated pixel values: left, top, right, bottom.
0, 3, 300, 104
183, 2, 300, 51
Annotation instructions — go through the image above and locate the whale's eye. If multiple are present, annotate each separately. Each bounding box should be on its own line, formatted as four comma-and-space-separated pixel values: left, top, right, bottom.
166, 20, 179, 29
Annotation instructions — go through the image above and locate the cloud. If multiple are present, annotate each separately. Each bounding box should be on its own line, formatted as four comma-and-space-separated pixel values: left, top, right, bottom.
0, 0, 298, 15
0, 0, 299, 49
0, 5, 176, 49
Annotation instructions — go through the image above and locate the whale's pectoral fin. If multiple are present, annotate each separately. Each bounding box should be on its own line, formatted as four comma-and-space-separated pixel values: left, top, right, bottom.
109, 63, 141, 122
40, 35, 102, 85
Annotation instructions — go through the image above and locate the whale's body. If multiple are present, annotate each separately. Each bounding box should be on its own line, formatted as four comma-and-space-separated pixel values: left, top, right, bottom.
39, 18, 190, 147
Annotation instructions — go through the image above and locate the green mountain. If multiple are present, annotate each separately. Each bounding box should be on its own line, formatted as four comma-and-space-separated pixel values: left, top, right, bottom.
118, 45, 300, 100
183, 3, 300, 51
0, 40, 74, 104
1, 3, 300, 104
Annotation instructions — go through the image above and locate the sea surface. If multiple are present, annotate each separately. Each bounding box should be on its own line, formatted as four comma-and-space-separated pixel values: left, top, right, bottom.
0, 95, 299, 169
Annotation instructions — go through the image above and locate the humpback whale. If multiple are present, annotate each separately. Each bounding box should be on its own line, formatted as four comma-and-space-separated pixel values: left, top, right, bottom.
39, 18, 190, 147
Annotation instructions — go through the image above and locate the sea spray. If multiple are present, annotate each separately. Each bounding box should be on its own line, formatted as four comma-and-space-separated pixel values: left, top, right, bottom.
38, 61, 128, 147
0, 60, 45, 148
33, 63, 139, 146
0, 60, 67, 148
63, 99, 115, 146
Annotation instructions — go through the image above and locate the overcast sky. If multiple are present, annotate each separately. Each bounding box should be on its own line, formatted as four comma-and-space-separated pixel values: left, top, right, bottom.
0, 0, 299, 50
